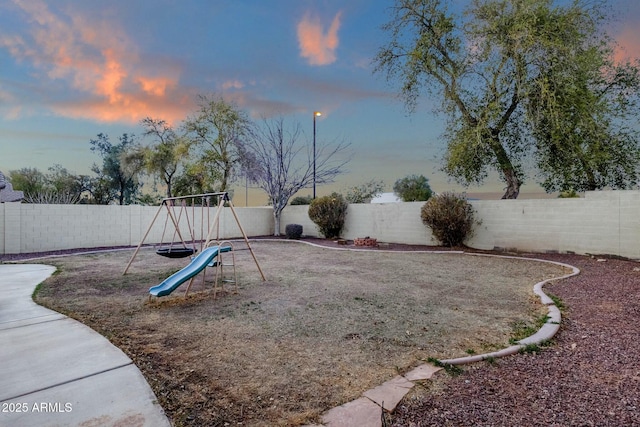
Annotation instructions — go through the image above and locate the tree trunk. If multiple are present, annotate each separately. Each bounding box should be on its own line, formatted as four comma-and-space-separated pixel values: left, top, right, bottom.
501, 168, 521, 199
165, 179, 172, 199
489, 133, 521, 199
273, 209, 281, 236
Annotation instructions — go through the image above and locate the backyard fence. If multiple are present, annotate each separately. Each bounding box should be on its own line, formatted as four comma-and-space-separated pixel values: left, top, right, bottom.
1, 190, 638, 259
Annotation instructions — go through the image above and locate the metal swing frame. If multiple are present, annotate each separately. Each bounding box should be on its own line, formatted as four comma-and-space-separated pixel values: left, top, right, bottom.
123, 192, 265, 282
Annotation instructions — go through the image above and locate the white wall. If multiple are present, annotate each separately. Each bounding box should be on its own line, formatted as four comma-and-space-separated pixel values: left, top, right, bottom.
470, 191, 640, 259
281, 203, 436, 245
1, 191, 639, 259
280, 191, 640, 259
0, 203, 273, 254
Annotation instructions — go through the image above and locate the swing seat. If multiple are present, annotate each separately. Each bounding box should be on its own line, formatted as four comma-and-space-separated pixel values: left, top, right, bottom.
156, 247, 197, 258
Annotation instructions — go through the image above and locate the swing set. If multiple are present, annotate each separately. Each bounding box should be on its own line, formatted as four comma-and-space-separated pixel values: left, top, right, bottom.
123, 192, 265, 296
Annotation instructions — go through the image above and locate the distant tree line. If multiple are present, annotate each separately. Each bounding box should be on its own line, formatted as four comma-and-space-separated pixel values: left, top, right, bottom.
9, 95, 350, 235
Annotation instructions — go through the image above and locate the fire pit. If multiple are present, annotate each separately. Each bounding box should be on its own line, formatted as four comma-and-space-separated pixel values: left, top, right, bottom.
354, 237, 378, 247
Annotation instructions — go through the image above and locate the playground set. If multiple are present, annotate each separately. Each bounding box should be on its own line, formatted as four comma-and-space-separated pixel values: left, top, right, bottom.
123, 192, 265, 298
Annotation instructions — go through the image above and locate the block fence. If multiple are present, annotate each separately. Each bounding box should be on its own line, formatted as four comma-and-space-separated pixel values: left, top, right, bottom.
1, 190, 639, 259
0, 203, 274, 255
280, 190, 640, 259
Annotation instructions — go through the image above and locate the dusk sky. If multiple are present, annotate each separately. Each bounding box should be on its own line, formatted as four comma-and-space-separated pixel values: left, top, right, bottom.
1, 0, 640, 203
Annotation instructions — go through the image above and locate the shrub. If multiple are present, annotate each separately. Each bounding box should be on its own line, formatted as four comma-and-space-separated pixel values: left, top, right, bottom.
290, 195, 313, 205
420, 192, 475, 247
345, 179, 385, 203
285, 224, 303, 239
558, 190, 580, 198
308, 193, 348, 239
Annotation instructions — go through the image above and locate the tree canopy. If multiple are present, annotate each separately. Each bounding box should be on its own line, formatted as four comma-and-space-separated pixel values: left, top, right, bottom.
345, 179, 385, 203
184, 95, 252, 192
375, 0, 640, 198
137, 117, 190, 198
10, 166, 92, 204
90, 133, 143, 205
393, 174, 433, 201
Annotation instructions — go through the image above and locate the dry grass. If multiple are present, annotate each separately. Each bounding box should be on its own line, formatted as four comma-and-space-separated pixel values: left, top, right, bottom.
32, 240, 569, 426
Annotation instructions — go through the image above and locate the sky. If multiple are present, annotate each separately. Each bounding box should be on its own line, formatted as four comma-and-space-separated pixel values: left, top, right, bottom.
1, 0, 640, 204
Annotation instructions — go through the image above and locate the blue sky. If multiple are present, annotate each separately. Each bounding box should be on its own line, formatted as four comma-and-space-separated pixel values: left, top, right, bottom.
1, 0, 639, 202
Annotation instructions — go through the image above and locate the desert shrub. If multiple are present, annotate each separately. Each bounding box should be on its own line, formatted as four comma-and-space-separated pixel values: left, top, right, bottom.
290, 195, 313, 205
285, 224, 303, 239
308, 193, 348, 239
420, 192, 475, 247
345, 179, 384, 203
558, 190, 580, 198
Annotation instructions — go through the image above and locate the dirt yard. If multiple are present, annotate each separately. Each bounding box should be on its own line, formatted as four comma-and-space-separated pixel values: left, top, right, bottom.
31, 240, 569, 426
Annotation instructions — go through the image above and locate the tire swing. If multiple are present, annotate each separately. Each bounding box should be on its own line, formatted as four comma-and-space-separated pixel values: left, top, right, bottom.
155, 199, 197, 258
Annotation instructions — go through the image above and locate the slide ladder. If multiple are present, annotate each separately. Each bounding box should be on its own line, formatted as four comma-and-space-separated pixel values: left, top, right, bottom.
212, 241, 237, 298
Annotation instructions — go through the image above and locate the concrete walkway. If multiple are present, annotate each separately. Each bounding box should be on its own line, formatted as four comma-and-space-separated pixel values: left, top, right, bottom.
0, 264, 171, 427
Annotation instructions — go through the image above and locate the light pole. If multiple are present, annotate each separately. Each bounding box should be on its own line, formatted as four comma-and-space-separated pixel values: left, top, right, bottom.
313, 111, 321, 198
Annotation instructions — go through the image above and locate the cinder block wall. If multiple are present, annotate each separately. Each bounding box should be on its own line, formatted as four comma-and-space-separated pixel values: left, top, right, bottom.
0, 203, 274, 254
281, 203, 437, 245
470, 191, 640, 258
280, 190, 640, 259
1, 191, 639, 259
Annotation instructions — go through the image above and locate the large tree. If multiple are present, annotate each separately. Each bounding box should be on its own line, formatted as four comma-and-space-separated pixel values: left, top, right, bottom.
374, 0, 640, 198
137, 117, 190, 198
393, 174, 433, 201
246, 117, 350, 236
90, 133, 143, 205
527, 38, 640, 192
184, 95, 252, 192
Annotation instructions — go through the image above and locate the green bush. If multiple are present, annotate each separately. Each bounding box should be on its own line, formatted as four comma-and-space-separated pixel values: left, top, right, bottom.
308, 193, 348, 239
558, 190, 580, 198
285, 224, 303, 239
290, 195, 313, 205
420, 192, 475, 247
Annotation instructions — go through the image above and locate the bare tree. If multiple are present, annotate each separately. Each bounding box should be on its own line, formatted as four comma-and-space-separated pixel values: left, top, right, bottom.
247, 117, 350, 236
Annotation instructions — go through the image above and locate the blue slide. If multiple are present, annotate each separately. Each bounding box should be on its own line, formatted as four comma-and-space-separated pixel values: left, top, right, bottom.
149, 245, 231, 297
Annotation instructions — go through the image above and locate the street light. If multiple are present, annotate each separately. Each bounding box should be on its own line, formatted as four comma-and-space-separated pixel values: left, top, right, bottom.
313, 111, 322, 199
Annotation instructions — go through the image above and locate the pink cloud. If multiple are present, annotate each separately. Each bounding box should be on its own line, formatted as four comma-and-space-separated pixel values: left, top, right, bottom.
297, 11, 342, 66
613, 27, 640, 64
2, 0, 187, 124
137, 77, 175, 98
